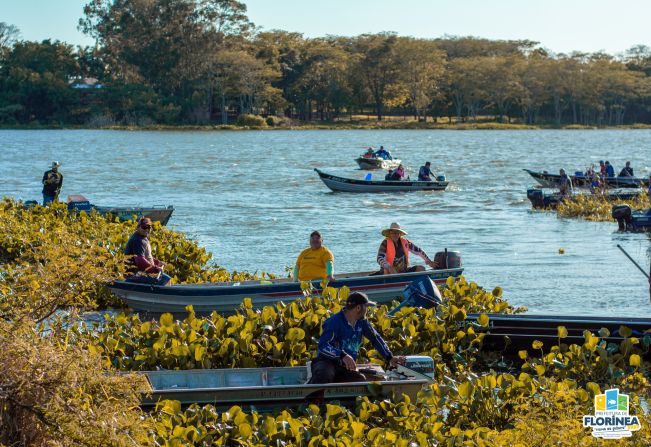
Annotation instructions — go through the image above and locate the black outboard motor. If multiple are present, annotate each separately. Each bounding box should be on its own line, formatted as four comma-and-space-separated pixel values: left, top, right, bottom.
612, 205, 632, 231
388, 275, 442, 316
433, 249, 462, 269
527, 188, 545, 208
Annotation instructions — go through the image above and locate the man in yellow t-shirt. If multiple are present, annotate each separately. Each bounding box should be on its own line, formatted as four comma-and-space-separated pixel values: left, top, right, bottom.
294, 231, 335, 282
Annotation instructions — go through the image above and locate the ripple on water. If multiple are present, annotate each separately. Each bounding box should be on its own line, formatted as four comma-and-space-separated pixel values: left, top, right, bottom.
2, 128, 650, 316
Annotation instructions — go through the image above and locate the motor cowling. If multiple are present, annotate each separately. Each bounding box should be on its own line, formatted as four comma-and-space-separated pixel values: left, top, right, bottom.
434, 250, 462, 269
396, 356, 435, 381
388, 275, 442, 316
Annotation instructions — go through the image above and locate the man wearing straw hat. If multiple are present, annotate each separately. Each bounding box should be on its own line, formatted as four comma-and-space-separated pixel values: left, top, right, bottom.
376, 222, 437, 275
42, 161, 63, 205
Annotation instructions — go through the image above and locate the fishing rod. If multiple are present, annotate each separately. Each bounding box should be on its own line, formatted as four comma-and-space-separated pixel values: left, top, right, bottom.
616, 244, 650, 279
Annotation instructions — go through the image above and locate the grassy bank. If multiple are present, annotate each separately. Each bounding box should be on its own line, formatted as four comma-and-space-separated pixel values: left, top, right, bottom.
3, 121, 651, 131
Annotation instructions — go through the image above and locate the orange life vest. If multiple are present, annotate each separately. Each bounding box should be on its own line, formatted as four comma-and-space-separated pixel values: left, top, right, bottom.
384, 237, 410, 273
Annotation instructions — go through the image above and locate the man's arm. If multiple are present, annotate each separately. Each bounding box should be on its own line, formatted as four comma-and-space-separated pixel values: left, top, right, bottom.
317, 318, 343, 359
407, 241, 436, 267
361, 321, 392, 361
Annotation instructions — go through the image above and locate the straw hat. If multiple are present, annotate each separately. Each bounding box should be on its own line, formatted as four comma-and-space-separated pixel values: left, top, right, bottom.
381, 222, 407, 238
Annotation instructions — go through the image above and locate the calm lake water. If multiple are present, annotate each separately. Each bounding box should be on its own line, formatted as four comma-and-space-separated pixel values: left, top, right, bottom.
2, 129, 650, 316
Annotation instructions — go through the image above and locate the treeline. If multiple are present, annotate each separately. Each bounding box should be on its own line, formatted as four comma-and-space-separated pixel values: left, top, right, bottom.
1, 0, 651, 126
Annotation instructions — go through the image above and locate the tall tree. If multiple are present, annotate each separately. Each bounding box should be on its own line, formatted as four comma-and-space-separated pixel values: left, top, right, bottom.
396, 37, 446, 120
351, 33, 401, 120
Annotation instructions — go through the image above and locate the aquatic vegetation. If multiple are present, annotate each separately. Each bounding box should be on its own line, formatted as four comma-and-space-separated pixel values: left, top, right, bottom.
76, 276, 520, 376
3, 200, 651, 445
0, 198, 260, 319
557, 191, 649, 221
0, 320, 150, 446
147, 375, 651, 446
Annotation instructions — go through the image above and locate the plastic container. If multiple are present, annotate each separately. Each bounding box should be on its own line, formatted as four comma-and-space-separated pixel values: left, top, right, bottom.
364, 172, 373, 181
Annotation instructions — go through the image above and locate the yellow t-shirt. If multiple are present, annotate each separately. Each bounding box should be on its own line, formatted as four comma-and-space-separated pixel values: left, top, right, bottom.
296, 246, 334, 281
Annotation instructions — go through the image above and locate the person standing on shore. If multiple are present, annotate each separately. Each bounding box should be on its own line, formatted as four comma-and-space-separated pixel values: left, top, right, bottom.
42, 161, 63, 205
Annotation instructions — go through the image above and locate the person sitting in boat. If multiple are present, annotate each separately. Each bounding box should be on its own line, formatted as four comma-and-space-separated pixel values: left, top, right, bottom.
310, 291, 404, 384
123, 217, 171, 286
558, 169, 572, 197
362, 147, 375, 159
294, 230, 335, 282
418, 162, 433, 181
386, 164, 406, 181
618, 161, 634, 177
376, 222, 437, 274
374, 146, 392, 160
605, 161, 615, 177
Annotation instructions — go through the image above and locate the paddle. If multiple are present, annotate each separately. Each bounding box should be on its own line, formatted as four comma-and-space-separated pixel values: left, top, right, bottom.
616, 244, 650, 279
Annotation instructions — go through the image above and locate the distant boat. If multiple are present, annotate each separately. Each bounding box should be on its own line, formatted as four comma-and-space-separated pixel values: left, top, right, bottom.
524, 169, 648, 189
526, 188, 643, 209
138, 355, 435, 410
355, 157, 401, 170
315, 169, 448, 193
109, 267, 463, 315
67, 195, 174, 225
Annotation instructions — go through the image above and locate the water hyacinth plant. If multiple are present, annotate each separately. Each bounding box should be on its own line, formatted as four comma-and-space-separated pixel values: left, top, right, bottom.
2, 200, 651, 446
556, 191, 650, 221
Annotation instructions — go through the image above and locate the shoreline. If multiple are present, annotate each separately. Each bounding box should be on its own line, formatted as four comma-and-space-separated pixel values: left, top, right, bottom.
2, 122, 651, 131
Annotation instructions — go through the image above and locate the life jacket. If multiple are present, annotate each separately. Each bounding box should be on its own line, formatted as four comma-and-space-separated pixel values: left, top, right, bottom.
384, 237, 410, 273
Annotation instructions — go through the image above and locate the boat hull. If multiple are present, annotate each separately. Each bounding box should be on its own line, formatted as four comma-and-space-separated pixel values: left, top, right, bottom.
139, 365, 427, 410
109, 268, 463, 315
526, 188, 643, 209
94, 206, 175, 225
315, 169, 448, 193
355, 157, 401, 170
524, 169, 648, 189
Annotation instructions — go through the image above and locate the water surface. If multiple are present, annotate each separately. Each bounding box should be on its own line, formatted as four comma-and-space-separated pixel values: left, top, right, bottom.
2, 129, 650, 316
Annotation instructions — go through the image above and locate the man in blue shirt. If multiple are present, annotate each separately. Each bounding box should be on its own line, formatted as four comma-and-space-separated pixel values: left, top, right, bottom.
605, 161, 615, 177
310, 292, 403, 383
374, 146, 392, 160
418, 162, 433, 181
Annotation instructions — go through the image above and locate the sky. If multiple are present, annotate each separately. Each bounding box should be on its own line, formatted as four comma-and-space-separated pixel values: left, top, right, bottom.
2, 0, 650, 55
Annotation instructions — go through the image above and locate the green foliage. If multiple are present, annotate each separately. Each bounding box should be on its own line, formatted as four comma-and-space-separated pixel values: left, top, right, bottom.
0, 320, 150, 447
146, 375, 651, 446
0, 198, 258, 320
520, 326, 651, 389
0, 39, 79, 123
236, 114, 267, 127
75, 276, 519, 375
557, 192, 650, 221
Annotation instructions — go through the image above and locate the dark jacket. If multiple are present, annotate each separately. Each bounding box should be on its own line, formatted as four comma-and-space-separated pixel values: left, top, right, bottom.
317, 310, 392, 361
42, 170, 63, 196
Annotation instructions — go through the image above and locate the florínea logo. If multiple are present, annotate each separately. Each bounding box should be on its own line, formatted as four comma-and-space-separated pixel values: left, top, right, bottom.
583, 388, 641, 439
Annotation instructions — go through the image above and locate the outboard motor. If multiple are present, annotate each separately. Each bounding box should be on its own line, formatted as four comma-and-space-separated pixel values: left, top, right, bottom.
436, 174, 446, 182
527, 188, 545, 208
433, 249, 462, 270
394, 355, 435, 382
387, 275, 442, 316
612, 205, 632, 231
